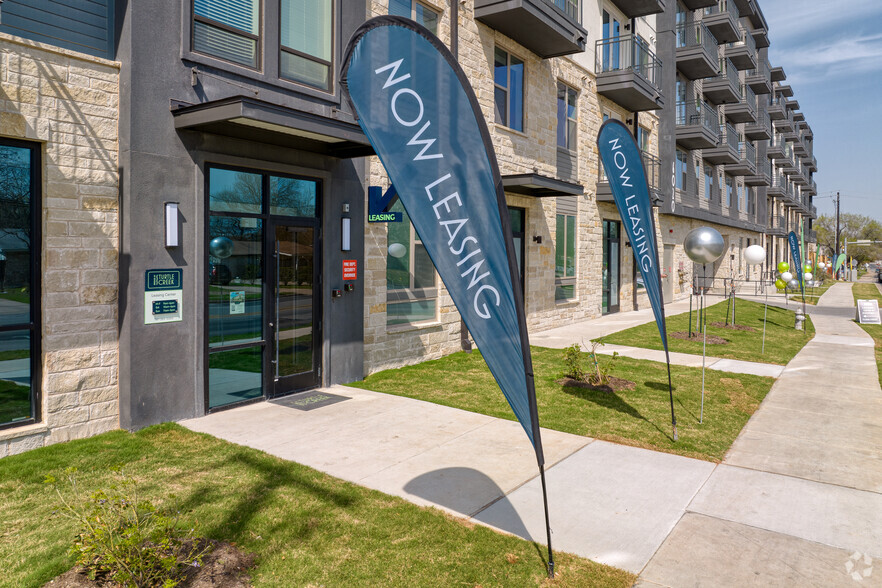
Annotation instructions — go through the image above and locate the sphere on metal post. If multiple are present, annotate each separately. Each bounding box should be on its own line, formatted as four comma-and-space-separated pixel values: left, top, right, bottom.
777, 261, 790, 273
781, 271, 793, 283
743, 244, 766, 266
209, 236, 234, 259
683, 227, 725, 264
805, 272, 814, 281
788, 279, 799, 289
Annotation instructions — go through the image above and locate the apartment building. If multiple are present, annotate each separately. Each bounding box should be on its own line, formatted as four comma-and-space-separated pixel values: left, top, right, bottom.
0, 0, 818, 455
0, 1, 120, 455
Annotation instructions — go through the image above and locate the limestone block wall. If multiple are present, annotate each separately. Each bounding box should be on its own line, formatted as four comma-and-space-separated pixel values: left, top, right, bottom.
362, 2, 663, 374
0, 34, 119, 457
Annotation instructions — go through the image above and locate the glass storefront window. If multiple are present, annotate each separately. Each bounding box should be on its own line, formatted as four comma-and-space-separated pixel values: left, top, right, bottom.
208, 346, 263, 408
208, 216, 263, 348
209, 167, 263, 214
0, 141, 37, 429
270, 175, 316, 217
386, 199, 437, 325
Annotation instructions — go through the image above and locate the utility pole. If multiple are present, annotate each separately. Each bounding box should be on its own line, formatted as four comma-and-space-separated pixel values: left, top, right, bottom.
835, 191, 840, 276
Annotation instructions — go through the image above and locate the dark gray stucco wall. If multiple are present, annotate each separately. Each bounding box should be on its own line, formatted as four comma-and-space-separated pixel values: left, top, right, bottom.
117, 0, 367, 429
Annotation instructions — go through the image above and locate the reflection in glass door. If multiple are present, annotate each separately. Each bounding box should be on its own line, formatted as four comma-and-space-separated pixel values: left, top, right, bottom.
271, 224, 320, 394
508, 207, 525, 298
602, 220, 620, 314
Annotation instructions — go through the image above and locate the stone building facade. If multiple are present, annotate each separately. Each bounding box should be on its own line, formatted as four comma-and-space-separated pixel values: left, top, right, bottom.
0, 33, 119, 456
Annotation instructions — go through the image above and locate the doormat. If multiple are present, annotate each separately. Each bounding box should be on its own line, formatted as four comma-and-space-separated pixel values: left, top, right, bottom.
271, 390, 351, 411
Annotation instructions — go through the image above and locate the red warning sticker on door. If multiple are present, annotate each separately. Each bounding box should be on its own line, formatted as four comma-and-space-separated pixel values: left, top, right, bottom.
343, 260, 357, 280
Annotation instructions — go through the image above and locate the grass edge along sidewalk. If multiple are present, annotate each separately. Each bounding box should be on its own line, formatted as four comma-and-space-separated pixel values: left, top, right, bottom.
601, 298, 813, 365
351, 348, 775, 463
0, 424, 634, 588
852, 282, 882, 386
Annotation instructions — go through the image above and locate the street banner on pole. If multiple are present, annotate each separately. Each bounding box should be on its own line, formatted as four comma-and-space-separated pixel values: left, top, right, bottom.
597, 119, 677, 440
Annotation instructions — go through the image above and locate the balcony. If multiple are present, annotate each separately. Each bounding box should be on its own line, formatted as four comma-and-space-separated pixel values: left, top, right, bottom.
767, 172, 786, 198
724, 26, 757, 70
744, 109, 771, 140
772, 107, 794, 133
702, 57, 741, 104
792, 162, 808, 186
702, 0, 741, 44
611, 0, 665, 18
808, 207, 818, 220
804, 178, 817, 196
675, 100, 720, 149
681, 0, 716, 8
750, 26, 770, 48
770, 66, 786, 82
767, 214, 786, 236
793, 134, 808, 157
786, 97, 800, 110
725, 140, 757, 176
703, 122, 739, 165
474, 0, 587, 58
806, 228, 817, 241
805, 155, 817, 172
722, 84, 756, 123
675, 22, 719, 80
745, 157, 771, 186
767, 136, 786, 159
745, 60, 771, 94
779, 148, 799, 175
768, 95, 786, 120
595, 35, 664, 111
776, 84, 794, 98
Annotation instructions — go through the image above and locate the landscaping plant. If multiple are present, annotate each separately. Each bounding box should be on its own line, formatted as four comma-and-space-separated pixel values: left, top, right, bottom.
44, 467, 210, 588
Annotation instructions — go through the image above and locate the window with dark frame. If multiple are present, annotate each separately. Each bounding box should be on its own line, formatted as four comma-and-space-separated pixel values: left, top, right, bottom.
555, 198, 577, 301
557, 82, 577, 150
386, 199, 438, 326
389, 0, 440, 35
0, 139, 40, 430
280, 0, 333, 90
193, 0, 261, 69
494, 47, 524, 132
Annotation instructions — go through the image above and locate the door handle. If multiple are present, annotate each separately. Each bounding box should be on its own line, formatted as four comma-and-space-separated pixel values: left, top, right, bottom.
268, 322, 274, 328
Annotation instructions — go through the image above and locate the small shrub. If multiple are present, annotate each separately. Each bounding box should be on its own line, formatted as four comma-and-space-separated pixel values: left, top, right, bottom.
562, 343, 585, 381
45, 467, 210, 588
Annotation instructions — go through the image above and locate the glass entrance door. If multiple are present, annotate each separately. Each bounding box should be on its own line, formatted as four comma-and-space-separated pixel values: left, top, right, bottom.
602, 220, 620, 314
270, 223, 320, 394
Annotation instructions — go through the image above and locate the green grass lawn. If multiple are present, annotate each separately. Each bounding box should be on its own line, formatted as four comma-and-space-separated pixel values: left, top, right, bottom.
602, 298, 812, 365
351, 347, 774, 462
788, 279, 834, 305
852, 282, 882, 386
0, 424, 633, 588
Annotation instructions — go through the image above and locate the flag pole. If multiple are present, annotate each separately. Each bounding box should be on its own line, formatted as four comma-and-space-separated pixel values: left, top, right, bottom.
539, 461, 554, 578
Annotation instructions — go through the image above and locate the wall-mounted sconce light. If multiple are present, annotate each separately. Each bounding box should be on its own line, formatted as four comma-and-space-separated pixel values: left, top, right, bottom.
533, 236, 542, 244
165, 202, 179, 248
341, 217, 351, 251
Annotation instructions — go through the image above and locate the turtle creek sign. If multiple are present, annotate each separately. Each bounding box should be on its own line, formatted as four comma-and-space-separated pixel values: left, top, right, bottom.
145, 269, 183, 324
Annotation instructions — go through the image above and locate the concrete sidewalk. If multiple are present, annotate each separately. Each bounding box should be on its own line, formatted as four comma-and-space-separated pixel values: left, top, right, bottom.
181, 279, 882, 584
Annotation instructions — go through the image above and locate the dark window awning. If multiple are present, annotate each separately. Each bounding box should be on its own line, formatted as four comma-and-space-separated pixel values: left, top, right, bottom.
171, 96, 374, 158
501, 173, 583, 197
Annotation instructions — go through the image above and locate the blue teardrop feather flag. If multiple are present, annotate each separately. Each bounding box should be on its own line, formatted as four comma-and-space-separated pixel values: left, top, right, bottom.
342, 17, 543, 463
596, 119, 677, 440
788, 231, 803, 283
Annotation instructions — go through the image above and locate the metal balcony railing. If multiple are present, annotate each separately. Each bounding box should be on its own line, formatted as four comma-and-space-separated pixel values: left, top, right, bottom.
770, 171, 787, 188
642, 150, 661, 192
741, 84, 757, 114
718, 57, 741, 95
747, 59, 770, 81
810, 205, 817, 217
704, 0, 738, 19
720, 122, 739, 151
676, 99, 719, 133
753, 109, 771, 132
738, 140, 756, 164
596, 34, 662, 88
728, 25, 757, 54
675, 21, 718, 52
548, 0, 580, 23
755, 157, 771, 177
770, 94, 785, 106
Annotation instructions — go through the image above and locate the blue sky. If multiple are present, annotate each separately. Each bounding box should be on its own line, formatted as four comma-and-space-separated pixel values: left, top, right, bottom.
761, 0, 882, 220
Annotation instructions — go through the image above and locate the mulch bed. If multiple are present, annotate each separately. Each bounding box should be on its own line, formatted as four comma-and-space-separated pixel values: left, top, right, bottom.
557, 376, 636, 393
709, 322, 756, 332
44, 541, 255, 588
670, 331, 728, 344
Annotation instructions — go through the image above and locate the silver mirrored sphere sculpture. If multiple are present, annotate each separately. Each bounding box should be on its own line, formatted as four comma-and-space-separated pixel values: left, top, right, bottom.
683, 227, 725, 264
209, 236, 234, 259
